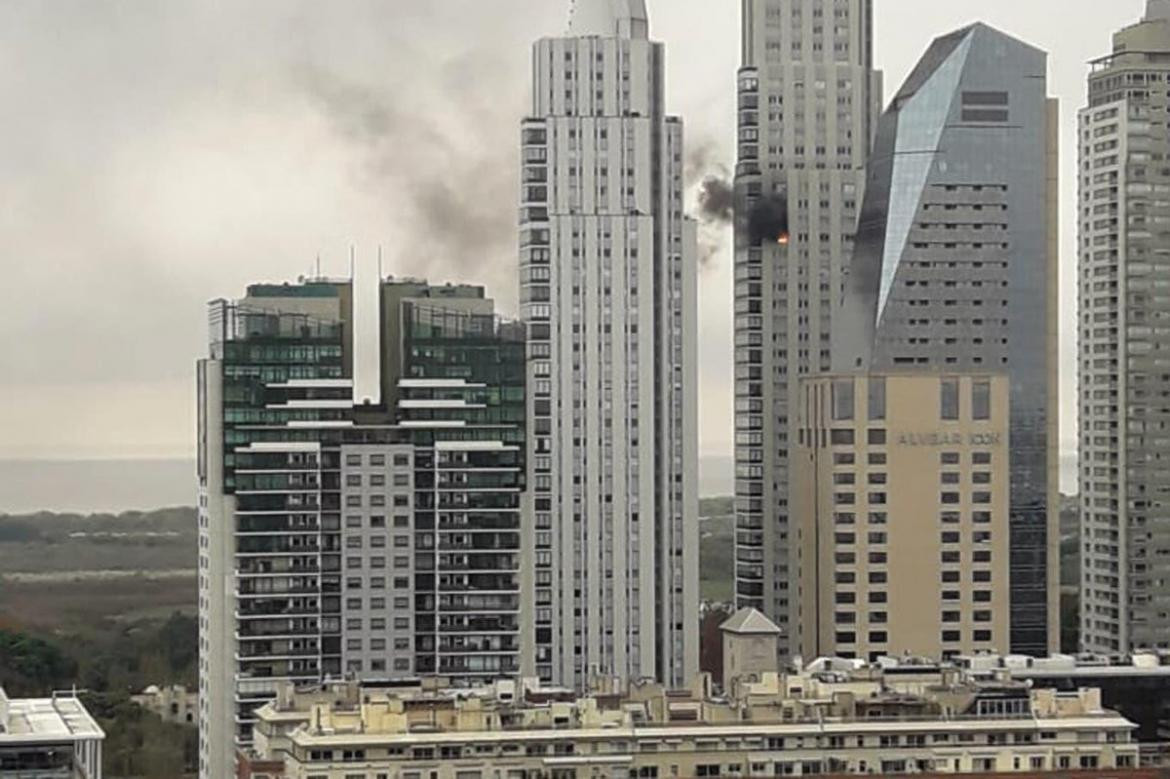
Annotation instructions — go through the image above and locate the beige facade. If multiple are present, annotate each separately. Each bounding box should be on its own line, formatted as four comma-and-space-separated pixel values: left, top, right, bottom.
793, 373, 1011, 662
238, 668, 1141, 779
719, 608, 781, 693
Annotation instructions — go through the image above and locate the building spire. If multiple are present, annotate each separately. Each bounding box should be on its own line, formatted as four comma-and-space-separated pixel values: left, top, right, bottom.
567, 0, 648, 39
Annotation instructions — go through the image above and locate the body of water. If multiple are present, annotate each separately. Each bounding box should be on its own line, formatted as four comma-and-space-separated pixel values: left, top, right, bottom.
0, 453, 1077, 514
0, 459, 196, 514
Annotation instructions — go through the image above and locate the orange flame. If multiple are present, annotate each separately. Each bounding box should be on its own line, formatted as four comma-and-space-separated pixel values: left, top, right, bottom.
777, 232, 790, 246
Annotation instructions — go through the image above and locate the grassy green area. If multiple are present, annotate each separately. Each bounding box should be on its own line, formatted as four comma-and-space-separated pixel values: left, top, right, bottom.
0, 508, 196, 573
0, 509, 199, 777
0, 615, 198, 778
700, 497, 735, 603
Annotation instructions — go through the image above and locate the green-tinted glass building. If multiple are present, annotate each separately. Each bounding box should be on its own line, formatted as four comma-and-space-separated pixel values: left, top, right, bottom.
197, 277, 525, 779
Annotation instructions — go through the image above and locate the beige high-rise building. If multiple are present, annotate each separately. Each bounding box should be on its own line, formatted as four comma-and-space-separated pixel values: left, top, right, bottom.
793, 373, 1011, 662
1079, 0, 1170, 655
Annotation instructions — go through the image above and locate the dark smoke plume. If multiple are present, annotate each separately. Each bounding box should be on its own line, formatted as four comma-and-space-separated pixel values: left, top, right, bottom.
294, 62, 521, 306
697, 176, 734, 224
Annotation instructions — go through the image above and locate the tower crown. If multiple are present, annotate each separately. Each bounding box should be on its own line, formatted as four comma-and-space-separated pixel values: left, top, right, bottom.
567, 0, 648, 39
1148, 0, 1170, 21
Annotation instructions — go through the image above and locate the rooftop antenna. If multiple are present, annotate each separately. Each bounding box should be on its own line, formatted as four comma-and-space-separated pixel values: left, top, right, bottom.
349, 245, 356, 280
315, 253, 322, 280
378, 245, 384, 281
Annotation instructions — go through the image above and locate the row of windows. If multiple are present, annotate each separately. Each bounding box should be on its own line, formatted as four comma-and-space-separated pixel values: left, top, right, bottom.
345, 473, 411, 488
345, 494, 411, 508
835, 629, 994, 645
345, 453, 411, 468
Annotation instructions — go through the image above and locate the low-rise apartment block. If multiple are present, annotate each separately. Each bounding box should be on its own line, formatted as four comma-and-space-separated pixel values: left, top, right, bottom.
237, 653, 1142, 778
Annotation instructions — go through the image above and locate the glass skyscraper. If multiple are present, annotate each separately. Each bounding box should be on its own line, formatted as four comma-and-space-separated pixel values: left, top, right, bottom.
834, 23, 1060, 656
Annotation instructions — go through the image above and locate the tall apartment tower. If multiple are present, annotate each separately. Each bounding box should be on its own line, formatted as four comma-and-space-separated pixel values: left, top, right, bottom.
835, 23, 1060, 656
518, 0, 700, 688
732, 0, 882, 653
197, 277, 526, 778
1080, 1, 1170, 654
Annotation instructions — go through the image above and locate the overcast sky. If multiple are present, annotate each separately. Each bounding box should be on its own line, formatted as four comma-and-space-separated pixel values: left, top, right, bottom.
0, 0, 1147, 483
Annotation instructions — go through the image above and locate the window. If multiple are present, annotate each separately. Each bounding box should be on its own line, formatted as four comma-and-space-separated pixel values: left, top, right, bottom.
868, 377, 886, 421
973, 452, 992, 465
941, 378, 960, 420
868, 429, 887, 445
941, 630, 961, 643
869, 631, 888, 644
832, 379, 855, 421
830, 429, 855, 445
972, 380, 991, 420
941, 452, 960, 465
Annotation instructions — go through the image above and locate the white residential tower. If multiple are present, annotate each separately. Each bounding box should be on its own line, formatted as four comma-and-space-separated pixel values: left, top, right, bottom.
518, 0, 700, 688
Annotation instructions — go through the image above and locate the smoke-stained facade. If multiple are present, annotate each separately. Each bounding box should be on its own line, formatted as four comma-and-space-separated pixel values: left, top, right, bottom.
518, 0, 700, 688
732, 0, 882, 653
834, 23, 1060, 656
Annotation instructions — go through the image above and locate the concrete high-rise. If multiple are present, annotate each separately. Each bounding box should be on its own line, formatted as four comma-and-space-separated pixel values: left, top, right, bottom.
731, 0, 882, 653
518, 0, 699, 688
197, 276, 526, 778
835, 23, 1060, 656
1079, 1, 1170, 655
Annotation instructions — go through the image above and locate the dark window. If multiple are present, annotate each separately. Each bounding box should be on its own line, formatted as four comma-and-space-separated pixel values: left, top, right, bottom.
941, 379, 960, 420
832, 379, 855, 421
868, 377, 886, 421
831, 429, 855, 445
972, 380, 992, 420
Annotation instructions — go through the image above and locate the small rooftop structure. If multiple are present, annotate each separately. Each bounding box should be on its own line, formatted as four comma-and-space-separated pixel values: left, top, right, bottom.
719, 607, 782, 635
